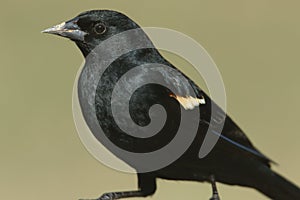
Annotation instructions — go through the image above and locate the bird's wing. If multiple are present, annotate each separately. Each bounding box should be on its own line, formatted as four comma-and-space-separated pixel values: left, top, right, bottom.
172, 76, 273, 165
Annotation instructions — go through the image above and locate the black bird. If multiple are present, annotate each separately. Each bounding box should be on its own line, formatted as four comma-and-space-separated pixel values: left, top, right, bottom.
43, 10, 300, 200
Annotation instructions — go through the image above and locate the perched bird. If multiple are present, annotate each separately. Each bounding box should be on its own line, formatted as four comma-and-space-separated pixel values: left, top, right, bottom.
43, 10, 300, 200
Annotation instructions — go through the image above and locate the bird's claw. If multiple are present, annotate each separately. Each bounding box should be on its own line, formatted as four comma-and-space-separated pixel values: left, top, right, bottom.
209, 194, 221, 200
79, 193, 116, 200
98, 193, 115, 200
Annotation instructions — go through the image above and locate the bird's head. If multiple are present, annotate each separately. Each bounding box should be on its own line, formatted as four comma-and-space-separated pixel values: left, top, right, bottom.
42, 10, 141, 56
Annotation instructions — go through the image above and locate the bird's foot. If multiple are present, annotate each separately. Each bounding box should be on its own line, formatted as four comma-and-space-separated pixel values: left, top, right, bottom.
209, 193, 221, 200
79, 193, 116, 200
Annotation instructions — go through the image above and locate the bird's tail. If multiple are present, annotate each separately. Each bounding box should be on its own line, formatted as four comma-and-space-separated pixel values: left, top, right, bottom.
253, 166, 300, 200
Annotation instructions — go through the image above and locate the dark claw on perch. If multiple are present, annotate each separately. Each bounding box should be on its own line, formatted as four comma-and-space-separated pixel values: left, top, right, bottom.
210, 194, 221, 200
79, 193, 116, 200
98, 193, 116, 200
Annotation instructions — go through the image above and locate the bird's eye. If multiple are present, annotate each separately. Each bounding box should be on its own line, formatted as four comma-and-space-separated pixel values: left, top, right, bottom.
93, 23, 107, 35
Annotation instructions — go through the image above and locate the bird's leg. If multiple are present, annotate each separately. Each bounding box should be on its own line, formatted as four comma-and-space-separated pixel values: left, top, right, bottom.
80, 173, 156, 200
209, 175, 221, 200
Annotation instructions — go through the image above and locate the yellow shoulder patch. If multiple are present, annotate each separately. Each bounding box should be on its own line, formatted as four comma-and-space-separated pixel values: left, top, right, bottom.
170, 94, 205, 110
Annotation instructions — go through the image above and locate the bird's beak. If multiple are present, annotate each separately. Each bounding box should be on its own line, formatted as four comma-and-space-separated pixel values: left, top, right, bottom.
42, 20, 87, 41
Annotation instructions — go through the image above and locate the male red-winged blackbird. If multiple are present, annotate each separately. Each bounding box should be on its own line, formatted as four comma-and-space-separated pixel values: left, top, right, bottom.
43, 10, 300, 200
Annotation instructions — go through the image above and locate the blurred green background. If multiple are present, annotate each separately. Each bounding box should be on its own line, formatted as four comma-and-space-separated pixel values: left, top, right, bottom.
1, 0, 300, 199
